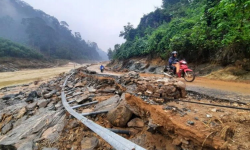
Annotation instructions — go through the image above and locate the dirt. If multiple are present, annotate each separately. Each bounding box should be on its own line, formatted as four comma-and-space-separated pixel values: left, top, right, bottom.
1, 62, 250, 150
0, 57, 70, 72
89, 63, 250, 103
0, 62, 81, 89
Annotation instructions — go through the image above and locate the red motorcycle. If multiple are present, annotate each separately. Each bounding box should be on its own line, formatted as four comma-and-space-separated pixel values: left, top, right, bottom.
164, 60, 195, 82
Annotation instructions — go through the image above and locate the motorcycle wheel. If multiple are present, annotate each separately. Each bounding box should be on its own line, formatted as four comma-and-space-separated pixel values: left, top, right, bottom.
184, 71, 195, 82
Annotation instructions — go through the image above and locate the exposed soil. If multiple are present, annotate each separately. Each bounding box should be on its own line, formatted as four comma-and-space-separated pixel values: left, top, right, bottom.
0, 57, 70, 72
91, 63, 250, 103
0, 62, 81, 89
1, 62, 250, 150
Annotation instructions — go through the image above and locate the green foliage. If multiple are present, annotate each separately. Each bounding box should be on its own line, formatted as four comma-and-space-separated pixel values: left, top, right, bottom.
112, 0, 250, 65
0, 38, 43, 59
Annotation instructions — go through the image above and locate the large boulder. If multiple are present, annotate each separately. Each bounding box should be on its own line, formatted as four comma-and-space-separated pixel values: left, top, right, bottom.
94, 95, 120, 112
107, 102, 133, 127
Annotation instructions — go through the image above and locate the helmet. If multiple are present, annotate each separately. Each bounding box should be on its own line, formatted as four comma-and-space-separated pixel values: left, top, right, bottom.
172, 51, 177, 55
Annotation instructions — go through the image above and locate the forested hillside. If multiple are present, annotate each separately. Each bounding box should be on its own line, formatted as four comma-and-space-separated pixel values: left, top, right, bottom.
109, 0, 250, 65
0, 37, 42, 59
0, 0, 104, 61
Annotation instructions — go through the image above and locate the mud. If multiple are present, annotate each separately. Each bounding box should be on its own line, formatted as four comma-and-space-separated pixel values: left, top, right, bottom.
0, 62, 81, 89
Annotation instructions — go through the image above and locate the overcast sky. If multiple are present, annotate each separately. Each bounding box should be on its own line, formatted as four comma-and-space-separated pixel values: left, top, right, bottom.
22, 0, 162, 52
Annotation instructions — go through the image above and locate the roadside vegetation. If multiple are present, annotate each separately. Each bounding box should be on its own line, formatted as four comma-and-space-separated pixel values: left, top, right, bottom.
109, 0, 250, 66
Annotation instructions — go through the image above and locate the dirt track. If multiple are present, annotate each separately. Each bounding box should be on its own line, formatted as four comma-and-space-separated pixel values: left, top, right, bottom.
89, 63, 250, 103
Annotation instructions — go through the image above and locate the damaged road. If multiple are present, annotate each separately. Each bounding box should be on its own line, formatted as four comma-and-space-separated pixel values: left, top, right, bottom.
0, 65, 250, 150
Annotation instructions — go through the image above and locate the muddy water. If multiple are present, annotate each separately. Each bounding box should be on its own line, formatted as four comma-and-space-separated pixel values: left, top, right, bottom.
0, 63, 81, 88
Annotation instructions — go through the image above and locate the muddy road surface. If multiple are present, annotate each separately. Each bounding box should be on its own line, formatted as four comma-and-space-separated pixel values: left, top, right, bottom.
0, 62, 83, 89
90, 63, 250, 103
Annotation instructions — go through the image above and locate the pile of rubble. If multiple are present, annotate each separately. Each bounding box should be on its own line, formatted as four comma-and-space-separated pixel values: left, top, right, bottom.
1, 66, 249, 150
0, 72, 67, 150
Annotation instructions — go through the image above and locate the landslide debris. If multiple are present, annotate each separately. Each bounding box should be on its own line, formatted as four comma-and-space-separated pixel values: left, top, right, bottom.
0, 66, 249, 150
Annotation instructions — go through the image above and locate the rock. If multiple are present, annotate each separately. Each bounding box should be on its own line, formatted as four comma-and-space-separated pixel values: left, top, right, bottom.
82, 109, 93, 113
187, 121, 194, 125
1, 122, 13, 134
172, 137, 182, 146
145, 90, 152, 95
44, 90, 56, 99
55, 102, 62, 109
194, 117, 199, 120
211, 108, 217, 112
26, 102, 37, 111
42, 148, 58, 150
127, 118, 144, 128
148, 67, 156, 72
25, 91, 38, 102
15, 94, 24, 100
41, 115, 65, 142
89, 70, 97, 74
13, 116, 27, 128
94, 95, 120, 112
16, 107, 27, 119
147, 119, 159, 133
68, 120, 79, 128
56, 92, 61, 96
17, 141, 33, 150
47, 102, 56, 111
206, 114, 212, 118
0, 145, 16, 150
37, 100, 49, 108
75, 82, 85, 88
87, 87, 96, 93
107, 103, 133, 127
99, 87, 116, 93
2, 94, 16, 100
81, 137, 99, 150
76, 94, 90, 103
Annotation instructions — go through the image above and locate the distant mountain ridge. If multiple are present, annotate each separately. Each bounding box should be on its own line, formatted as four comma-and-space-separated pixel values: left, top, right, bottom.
0, 0, 105, 61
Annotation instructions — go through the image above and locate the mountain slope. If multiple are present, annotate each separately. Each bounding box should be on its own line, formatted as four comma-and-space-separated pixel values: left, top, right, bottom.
0, 0, 102, 61
111, 0, 250, 66
0, 37, 42, 59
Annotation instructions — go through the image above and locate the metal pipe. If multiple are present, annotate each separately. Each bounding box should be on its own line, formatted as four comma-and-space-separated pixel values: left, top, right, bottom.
61, 73, 145, 150
107, 128, 131, 135
82, 110, 108, 116
67, 92, 83, 99
71, 101, 98, 109
66, 91, 74, 95
68, 99, 75, 104
173, 99, 250, 111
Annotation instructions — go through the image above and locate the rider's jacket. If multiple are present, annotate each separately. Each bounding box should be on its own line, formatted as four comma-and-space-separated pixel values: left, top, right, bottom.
168, 56, 178, 67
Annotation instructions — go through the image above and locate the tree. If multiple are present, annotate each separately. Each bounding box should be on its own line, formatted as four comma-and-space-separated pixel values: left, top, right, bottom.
107, 48, 113, 60
75, 32, 82, 41
60, 21, 69, 27
119, 22, 136, 41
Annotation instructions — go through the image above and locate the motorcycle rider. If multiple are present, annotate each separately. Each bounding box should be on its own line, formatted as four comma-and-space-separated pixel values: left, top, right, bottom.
168, 51, 181, 78
100, 64, 105, 73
